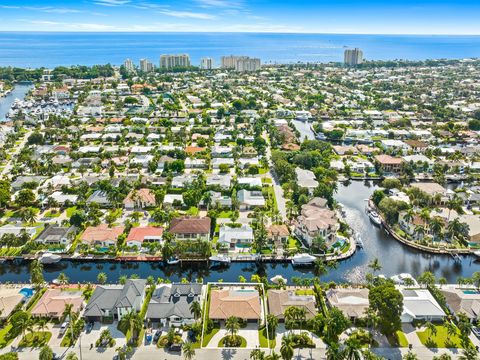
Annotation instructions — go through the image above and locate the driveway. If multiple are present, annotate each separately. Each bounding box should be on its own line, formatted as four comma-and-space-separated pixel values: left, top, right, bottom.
80, 322, 126, 348
206, 323, 260, 349
48, 323, 66, 347
274, 324, 325, 350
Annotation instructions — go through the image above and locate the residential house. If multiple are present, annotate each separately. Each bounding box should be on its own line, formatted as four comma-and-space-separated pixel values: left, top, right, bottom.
325, 288, 370, 321
0, 287, 26, 320
400, 288, 445, 323
218, 225, 254, 250
123, 188, 156, 210
268, 225, 290, 244
237, 189, 265, 210
84, 279, 146, 322
374, 155, 403, 174
169, 217, 211, 241
295, 168, 318, 195
81, 224, 125, 247
209, 287, 262, 323
126, 226, 163, 248
267, 289, 317, 321
36, 225, 76, 246
146, 283, 203, 326
294, 197, 339, 248
31, 289, 84, 320
441, 287, 480, 323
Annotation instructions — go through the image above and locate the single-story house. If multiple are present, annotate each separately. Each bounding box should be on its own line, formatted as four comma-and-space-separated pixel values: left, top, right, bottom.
267, 289, 317, 321
218, 225, 254, 250
209, 287, 262, 323
31, 289, 84, 320
237, 189, 265, 210
400, 288, 445, 323
81, 224, 125, 247
123, 188, 156, 210
325, 287, 370, 321
126, 226, 163, 248
36, 225, 76, 246
441, 287, 480, 323
0, 286, 26, 320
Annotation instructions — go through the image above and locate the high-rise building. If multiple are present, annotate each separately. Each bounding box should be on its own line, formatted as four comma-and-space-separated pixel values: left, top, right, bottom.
159, 54, 191, 69
344, 48, 364, 66
123, 58, 135, 72
221, 55, 261, 71
140, 58, 154, 73
201, 57, 214, 70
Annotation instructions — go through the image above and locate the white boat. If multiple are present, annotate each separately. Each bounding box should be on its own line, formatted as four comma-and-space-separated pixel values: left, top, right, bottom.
209, 255, 231, 265
38, 253, 62, 265
291, 253, 317, 265
355, 233, 364, 248
166, 257, 180, 265
270, 275, 287, 284
473, 251, 480, 258
390, 273, 418, 286
368, 211, 382, 226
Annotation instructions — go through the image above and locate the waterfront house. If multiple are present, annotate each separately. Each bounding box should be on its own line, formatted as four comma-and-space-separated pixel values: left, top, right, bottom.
294, 197, 339, 248
146, 283, 203, 327
237, 189, 265, 210
84, 279, 146, 322
86, 190, 111, 207
267, 289, 317, 321
0, 286, 26, 320
125, 226, 163, 248
31, 289, 84, 320
169, 217, 211, 242
325, 287, 370, 321
295, 167, 318, 195
36, 225, 76, 246
209, 287, 262, 323
267, 225, 290, 244
206, 174, 232, 189
400, 288, 445, 323
374, 155, 403, 175
0, 224, 37, 240
123, 188, 156, 210
440, 287, 480, 323
81, 224, 125, 247
218, 225, 254, 250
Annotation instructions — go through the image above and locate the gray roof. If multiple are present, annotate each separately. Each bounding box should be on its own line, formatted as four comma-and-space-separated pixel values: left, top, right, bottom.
84, 279, 146, 317
146, 283, 202, 320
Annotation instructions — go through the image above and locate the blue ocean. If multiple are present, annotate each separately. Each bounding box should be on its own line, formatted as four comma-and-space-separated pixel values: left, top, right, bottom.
0, 32, 480, 68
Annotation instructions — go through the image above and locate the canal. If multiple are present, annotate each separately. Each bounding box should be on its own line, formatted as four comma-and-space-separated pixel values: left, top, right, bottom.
0, 181, 477, 284
0, 83, 33, 121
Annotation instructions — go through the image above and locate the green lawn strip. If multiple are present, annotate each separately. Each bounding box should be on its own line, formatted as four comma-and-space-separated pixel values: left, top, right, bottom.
18, 331, 52, 347
258, 326, 275, 348
217, 210, 234, 218
396, 331, 409, 347
66, 207, 77, 218
0, 324, 14, 348
218, 335, 247, 348
416, 325, 471, 348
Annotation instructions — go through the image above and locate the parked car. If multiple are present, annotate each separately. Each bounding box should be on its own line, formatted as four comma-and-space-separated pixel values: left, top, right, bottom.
153, 330, 162, 343
60, 321, 69, 335
86, 322, 94, 334
169, 343, 182, 352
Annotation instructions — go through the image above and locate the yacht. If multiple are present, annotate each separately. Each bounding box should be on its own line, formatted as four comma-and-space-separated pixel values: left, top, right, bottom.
355, 233, 364, 248
209, 255, 231, 265
473, 251, 480, 259
368, 211, 382, 226
166, 257, 180, 265
291, 253, 317, 265
38, 253, 62, 265
391, 273, 418, 286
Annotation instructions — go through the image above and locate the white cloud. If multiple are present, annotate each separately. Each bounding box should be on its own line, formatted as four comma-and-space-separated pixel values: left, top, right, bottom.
0, 5, 82, 13
195, 0, 244, 9
93, 0, 131, 6
27, 20, 116, 31
158, 10, 216, 20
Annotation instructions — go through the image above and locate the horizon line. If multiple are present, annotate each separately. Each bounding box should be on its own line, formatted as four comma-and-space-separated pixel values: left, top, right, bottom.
1, 30, 480, 36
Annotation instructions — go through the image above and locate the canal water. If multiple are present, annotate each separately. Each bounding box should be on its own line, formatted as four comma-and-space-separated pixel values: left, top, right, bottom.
0, 83, 33, 121
0, 181, 477, 285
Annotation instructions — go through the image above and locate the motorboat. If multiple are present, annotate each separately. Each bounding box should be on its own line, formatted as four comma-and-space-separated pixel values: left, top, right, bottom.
166, 257, 180, 265
270, 275, 287, 284
473, 251, 480, 258
38, 252, 62, 265
209, 255, 231, 265
368, 211, 382, 226
291, 253, 317, 265
390, 273, 418, 286
355, 233, 364, 248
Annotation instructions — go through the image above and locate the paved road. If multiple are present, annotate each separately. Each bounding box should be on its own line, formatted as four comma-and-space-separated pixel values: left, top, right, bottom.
1, 130, 32, 177
262, 131, 287, 222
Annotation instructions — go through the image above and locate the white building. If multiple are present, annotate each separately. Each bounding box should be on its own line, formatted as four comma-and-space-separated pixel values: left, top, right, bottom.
123, 58, 135, 72
201, 57, 214, 70
140, 58, 154, 73
159, 54, 191, 69
344, 48, 364, 66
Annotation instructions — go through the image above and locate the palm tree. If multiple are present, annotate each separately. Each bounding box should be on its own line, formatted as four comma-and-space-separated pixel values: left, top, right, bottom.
313, 259, 328, 280
425, 321, 437, 342
266, 313, 279, 337
403, 351, 419, 360
97, 272, 107, 284
368, 258, 382, 275
121, 310, 142, 345
414, 225, 425, 240
444, 321, 457, 340
66, 352, 78, 360
189, 301, 202, 320
36, 318, 49, 334
326, 343, 343, 360
429, 217, 444, 242
30, 260, 44, 288
280, 335, 294, 360
446, 194, 463, 221
225, 316, 240, 340
459, 346, 479, 360
419, 208, 430, 233
182, 341, 196, 360
250, 349, 265, 360
119, 275, 128, 285
57, 272, 69, 286
266, 351, 281, 360
438, 277, 447, 288
343, 337, 362, 360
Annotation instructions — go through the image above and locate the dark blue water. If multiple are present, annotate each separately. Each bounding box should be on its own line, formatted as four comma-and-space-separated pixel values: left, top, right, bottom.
1, 33, 480, 68
0, 84, 33, 121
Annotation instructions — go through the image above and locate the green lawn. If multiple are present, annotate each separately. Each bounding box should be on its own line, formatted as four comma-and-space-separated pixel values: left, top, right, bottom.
258, 326, 275, 348
396, 331, 409, 347
217, 210, 234, 218
218, 335, 247, 348
261, 177, 272, 184
44, 210, 61, 218
417, 325, 471, 349
18, 332, 52, 347
0, 324, 14, 348
295, 289, 315, 296
201, 326, 219, 347
66, 207, 77, 217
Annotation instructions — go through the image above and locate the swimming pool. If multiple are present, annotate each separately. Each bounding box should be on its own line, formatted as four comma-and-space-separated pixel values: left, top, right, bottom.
19, 287, 34, 298
462, 289, 480, 295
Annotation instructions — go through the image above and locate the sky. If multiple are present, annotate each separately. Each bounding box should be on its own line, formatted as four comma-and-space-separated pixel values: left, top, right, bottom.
0, 0, 479, 35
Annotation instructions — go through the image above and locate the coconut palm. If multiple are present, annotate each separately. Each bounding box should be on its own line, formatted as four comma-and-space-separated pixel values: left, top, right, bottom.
368, 258, 382, 275
343, 337, 362, 360
266, 351, 281, 360
30, 260, 44, 288
189, 300, 202, 320
429, 217, 444, 242
225, 316, 240, 339
182, 341, 196, 360
280, 335, 294, 360
121, 310, 142, 345
250, 349, 265, 360
326, 343, 343, 360
266, 313, 279, 336
57, 272, 69, 286
444, 321, 457, 339
97, 272, 107, 284
459, 346, 479, 360
425, 322, 437, 341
